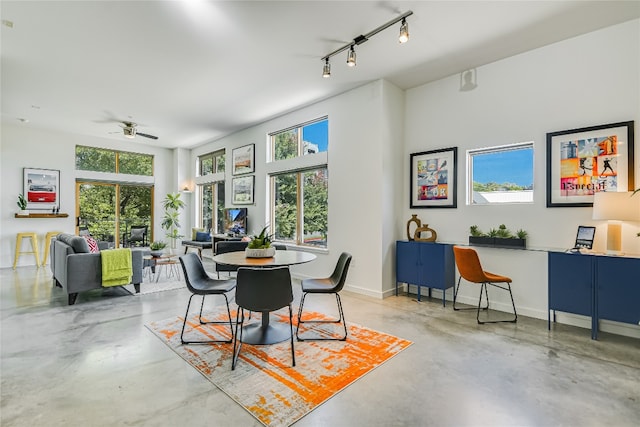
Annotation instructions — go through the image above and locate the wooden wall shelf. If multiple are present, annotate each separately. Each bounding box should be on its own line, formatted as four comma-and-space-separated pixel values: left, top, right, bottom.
14, 213, 69, 218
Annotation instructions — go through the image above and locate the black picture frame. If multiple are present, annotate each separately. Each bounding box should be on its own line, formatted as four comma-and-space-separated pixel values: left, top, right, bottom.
232, 144, 255, 175
410, 147, 457, 208
546, 121, 634, 207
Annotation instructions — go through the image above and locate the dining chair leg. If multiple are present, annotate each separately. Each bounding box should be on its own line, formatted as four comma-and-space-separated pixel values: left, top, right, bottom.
181, 294, 233, 344
296, 293, 347, 341
232, 309, 245, 370
288, 305, 296, 367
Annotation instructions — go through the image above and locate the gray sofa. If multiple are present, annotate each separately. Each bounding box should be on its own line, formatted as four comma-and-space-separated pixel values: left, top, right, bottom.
50, 233, 143, 305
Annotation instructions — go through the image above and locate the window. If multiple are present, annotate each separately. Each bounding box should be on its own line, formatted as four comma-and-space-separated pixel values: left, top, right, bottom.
75, 146, 153, 176
269, 118, 328, 248
199, 181, 225, 233
467, 142, 534, 204
271, 118, 328, 161
199, 150, 225, 176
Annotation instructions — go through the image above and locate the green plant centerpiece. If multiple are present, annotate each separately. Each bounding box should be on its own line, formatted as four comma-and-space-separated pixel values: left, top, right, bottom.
161, 192, 185, 249
17, 194, 28, 215
468, 224, 527, 248
246, 226, 276, 258
149, 240, 167, 257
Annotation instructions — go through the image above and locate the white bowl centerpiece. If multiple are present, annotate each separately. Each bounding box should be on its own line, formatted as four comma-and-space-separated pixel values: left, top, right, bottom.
245, 226, 276, 258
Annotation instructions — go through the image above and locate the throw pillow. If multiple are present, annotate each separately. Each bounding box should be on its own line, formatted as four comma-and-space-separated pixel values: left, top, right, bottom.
191, 227, 205, 240
195, 231, 210, 242
82, 235, 100, 253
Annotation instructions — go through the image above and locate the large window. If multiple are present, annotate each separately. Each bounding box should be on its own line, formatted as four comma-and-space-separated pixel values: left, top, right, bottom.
199, 181, 225, 233
467, 142, 534, 204
76, 145, 153, 175
75, 146, 154, 245
269, 118, 328, 248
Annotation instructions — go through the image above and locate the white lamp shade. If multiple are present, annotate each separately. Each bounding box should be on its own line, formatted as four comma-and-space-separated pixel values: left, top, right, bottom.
592, 191, 640, 221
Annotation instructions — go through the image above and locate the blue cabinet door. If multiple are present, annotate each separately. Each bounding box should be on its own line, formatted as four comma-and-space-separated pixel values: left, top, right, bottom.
396, 241, 420, 286
596, 256, 640, 325
548, 252, 593, 317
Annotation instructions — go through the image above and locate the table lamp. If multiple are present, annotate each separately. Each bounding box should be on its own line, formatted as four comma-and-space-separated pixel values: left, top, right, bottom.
592, 191, 640, 254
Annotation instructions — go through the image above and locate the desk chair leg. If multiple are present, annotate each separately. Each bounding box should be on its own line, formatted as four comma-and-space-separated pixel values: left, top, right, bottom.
180, 294, 233, 344
476, 282, 517, 324
453, 277, 489, 311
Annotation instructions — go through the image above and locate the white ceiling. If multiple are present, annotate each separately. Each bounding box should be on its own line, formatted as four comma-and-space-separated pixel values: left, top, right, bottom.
2, 1, 639, 149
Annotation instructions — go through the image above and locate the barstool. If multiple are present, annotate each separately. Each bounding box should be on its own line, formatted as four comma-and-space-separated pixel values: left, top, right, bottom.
42, 231, 62, 267
13, 232, 41, 269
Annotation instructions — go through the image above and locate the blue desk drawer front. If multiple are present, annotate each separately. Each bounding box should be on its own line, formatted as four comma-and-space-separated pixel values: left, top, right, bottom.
548, 252, 593, 316
596, 256, 640, 325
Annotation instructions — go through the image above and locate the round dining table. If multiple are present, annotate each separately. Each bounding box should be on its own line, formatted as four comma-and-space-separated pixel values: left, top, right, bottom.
212, 249, 316, 345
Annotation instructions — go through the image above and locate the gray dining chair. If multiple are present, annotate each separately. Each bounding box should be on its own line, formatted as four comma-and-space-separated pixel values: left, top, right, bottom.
179, 253, 237, 344
232, 266, 295, 370
296, 252, 352, 341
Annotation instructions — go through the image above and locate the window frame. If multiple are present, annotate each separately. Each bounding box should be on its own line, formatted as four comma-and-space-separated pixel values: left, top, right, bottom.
267, 117, 329, 249
466, 141, 534, 205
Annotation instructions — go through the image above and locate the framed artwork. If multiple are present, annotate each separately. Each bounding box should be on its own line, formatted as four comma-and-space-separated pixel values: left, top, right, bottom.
23, 168, 60, 210
232, 144, 255, 175
232, 175, 254, 205
410, 147, 457, 208
546, 121, 634, 207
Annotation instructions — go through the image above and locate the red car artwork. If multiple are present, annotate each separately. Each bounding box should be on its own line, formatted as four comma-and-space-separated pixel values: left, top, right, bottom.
28, 184, 57, 203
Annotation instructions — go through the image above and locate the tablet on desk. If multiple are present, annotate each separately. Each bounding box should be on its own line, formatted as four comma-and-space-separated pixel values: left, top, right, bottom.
574, 225, 596, 250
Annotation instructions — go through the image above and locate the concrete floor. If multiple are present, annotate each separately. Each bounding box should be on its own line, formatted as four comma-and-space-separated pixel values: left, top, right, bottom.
1, 260, 639, 427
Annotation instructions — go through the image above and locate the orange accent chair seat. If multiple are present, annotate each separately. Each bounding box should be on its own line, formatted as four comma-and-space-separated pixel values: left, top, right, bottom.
452, 246, 517, 324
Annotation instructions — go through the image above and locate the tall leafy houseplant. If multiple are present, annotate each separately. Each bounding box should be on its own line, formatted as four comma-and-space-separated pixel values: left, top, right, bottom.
161, 192, 185, 249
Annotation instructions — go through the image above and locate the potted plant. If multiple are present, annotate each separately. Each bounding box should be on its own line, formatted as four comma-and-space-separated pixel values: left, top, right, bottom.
468, 224, 527, 248
17, 194, 29, 215
161, 192, 185, 249
245, 225, 275, 258
149, 240, 167, 257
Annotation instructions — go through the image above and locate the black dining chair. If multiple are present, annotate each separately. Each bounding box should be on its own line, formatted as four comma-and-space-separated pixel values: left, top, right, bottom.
179, 253, 237, 344
214, 241, 248, 278
296, 252, 352, 341
123, 225, 148, 247
232, 266, 295, 370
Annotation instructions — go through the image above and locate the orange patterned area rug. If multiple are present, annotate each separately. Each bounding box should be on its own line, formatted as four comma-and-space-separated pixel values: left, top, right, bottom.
146, 309, 412, 427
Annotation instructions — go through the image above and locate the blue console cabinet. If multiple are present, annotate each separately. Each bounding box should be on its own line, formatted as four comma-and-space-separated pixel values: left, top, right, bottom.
396, 241, 455, 306
548, 251, 640, 340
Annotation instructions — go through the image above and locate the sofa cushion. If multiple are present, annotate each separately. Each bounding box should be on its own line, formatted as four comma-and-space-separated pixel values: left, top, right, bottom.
191, 227, 205, 240
82, 235, 100, 253
56, 233, 90, 253
195, 231, 211, 242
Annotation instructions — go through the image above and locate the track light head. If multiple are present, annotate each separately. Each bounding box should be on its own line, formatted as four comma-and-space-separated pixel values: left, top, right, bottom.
347, 45, 356, 67
399, 18, 409, 43
322, 58, 331, 78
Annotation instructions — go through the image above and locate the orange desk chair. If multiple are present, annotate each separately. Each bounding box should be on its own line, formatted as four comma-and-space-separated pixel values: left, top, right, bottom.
452, 246, 517, 324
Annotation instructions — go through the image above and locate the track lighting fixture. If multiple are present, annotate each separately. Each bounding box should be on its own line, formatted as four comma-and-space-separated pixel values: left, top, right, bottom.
399, 18, 409, 43
346, 45, 356, 67
322, 58, 331, 78
320, 10, 413, 77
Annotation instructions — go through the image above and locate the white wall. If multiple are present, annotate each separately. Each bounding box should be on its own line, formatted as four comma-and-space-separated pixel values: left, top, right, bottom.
403, 19, 640, 334
0, 125, 175, 268
190, 80, 401, 296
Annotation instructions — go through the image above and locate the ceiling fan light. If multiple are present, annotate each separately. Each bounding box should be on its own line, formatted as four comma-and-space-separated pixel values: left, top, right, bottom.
123, 127, 136, 138
399, 18, 409, 43
346, 46, 356, 67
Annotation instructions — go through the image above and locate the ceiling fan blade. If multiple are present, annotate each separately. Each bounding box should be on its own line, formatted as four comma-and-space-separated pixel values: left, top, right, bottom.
137, 132, 159, 140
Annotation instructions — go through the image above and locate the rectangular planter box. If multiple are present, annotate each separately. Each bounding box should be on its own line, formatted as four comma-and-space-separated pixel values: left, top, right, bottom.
469, 236, 526, 249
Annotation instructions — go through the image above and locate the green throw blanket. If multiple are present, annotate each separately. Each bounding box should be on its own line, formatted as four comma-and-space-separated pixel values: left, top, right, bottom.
101, 248, 132, 287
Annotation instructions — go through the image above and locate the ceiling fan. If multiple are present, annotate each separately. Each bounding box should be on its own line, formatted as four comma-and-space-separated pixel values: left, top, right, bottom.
116, 121, 158, 140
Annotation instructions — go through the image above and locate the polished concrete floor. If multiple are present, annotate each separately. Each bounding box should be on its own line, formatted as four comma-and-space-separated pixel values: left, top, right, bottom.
1, 260, 639, 427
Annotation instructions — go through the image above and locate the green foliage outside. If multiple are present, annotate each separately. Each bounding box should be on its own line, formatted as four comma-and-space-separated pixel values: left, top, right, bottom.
76, 146, 153, 243
473, 181, 532, 192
